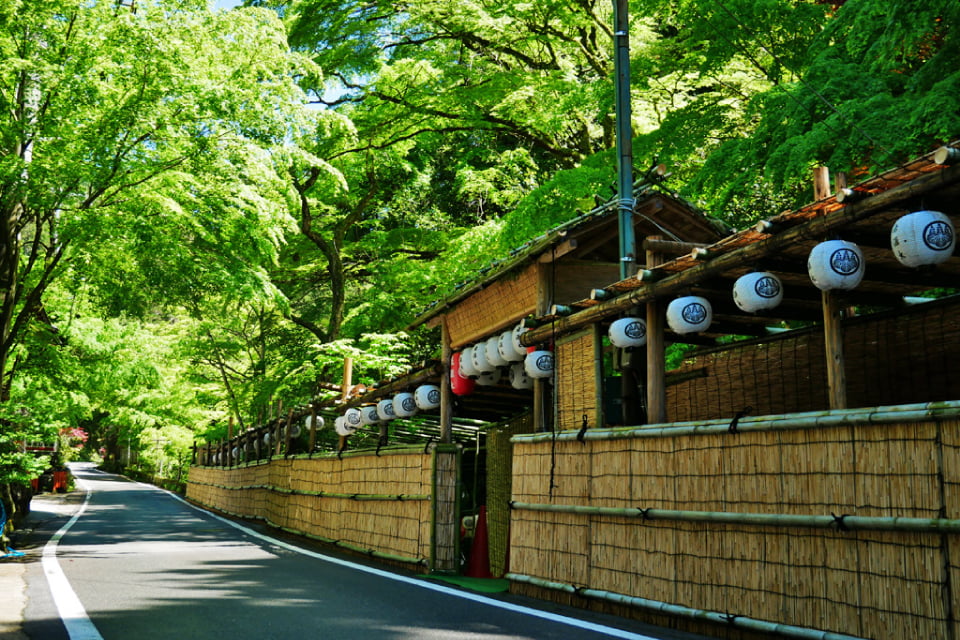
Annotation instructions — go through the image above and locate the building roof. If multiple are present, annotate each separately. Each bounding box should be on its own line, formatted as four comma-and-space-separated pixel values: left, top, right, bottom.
408, 183, 731, 330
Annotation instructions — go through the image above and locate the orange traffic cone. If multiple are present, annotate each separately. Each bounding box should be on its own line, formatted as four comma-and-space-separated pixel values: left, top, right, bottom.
465, 505, 492, 578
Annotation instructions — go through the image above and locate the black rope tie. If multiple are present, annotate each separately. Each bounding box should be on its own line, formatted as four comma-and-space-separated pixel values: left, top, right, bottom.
423, 436, 434, 454
638, 507, 650, 520
831, 512, 849, 531
721, 613, 739, 625
728, 405, 753, 433
577, 414, 590, 443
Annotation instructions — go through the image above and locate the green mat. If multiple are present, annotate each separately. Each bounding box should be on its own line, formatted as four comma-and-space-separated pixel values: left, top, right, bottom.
423, 575, 511, 593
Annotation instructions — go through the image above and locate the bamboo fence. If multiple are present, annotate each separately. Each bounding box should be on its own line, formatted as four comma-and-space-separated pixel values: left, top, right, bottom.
187, 450, 434, 567
508, 408, 960, 639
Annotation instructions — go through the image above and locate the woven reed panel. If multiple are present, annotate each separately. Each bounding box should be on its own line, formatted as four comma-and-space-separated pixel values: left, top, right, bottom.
556, 331, 598, 432
509, 416, 958, 638
444, 264, 537, 348
666, 332, 828, 423
665, 298, 960, 424
554, 261, 619, 305
433, 447, 460, 572
487, 413, 535, 577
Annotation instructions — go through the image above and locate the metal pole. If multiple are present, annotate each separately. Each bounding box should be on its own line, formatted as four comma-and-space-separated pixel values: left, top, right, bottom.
614, 0, 636, 280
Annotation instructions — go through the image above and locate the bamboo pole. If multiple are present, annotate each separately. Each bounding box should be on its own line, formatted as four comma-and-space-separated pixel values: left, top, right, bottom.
509, 501, 960, 534
511, 401, 960, 443
506, 573, 867, 640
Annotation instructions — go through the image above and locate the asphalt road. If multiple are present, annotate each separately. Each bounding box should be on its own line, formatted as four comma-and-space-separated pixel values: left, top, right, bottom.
19, 463, 708, 640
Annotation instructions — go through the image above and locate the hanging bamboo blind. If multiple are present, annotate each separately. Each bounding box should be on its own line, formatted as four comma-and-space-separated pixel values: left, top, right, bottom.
509, 415, 960, 639
487, 413, 535, 577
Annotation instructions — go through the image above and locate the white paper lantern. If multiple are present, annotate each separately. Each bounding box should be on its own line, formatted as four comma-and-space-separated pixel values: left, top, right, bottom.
485, 335, 508, 367
511, 322, 529, 355
393, 392, 418, 418
509, 362, 533, 389
608, 317, 647, 348
733, 272, 784, 312
232, 447, 240, 461
288, 424, 302, 439
263, 432, 271, 446
304, 414, 324, 431
414, 384, 441, 410
498, 329, 525, 362
476, 369, 501, 386
376, 398, 396, 421
808, 240, 865, 291
334, 416, 355, 437
344, 407, 363, 429
667, 296, 713, 334
459, 346, 479, 378
471, 341, 494, 373
360, 405, 381, 426
524, 350, 554, 379
891, 210, 956, 267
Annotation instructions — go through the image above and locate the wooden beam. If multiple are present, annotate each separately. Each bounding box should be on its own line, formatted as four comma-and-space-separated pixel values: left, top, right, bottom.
642, 238, 710, 255
538, 238, 579, 262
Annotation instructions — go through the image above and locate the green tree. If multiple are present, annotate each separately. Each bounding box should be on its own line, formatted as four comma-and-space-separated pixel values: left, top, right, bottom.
0, 0, 310, 524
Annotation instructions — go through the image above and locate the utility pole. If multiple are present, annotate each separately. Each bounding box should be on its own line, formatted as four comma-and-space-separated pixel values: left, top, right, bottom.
614, 0, 636, 280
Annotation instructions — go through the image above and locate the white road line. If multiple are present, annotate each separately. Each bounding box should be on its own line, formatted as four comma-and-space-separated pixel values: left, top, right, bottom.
163, 488, 661, 640
41, 483, 104, 640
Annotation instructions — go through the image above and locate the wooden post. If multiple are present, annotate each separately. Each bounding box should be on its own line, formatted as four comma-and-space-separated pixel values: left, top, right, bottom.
307, 404, 318, 453
227, 415, 234, 465
533, 263, 553, 432
646, 236, 667, 423
440, 318, 453, 444
283, 409, 294, 456
340, 357, 353, 451
593, 323, 605, 428
822, 290, 848, 409
813, 166, 831, 201
430, 444, 460, 573
341, 357, 353, 401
